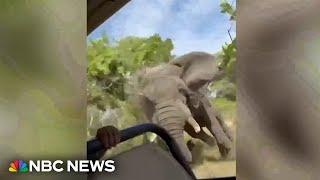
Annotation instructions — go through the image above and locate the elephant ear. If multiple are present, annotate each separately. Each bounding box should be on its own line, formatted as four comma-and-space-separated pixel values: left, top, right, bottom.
170, 52, 223, 91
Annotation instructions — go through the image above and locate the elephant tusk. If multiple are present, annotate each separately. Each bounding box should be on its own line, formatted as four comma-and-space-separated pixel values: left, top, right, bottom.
187, 117, 201, 133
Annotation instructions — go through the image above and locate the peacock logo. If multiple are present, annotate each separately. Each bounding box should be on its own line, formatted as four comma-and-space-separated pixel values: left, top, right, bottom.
9, 160, 28, 173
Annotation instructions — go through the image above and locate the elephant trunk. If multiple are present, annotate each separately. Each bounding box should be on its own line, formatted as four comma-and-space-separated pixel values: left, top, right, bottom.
154, 100, 193, 162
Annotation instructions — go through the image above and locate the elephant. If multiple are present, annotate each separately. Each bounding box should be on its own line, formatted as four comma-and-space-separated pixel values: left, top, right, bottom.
136, 52, 233, 162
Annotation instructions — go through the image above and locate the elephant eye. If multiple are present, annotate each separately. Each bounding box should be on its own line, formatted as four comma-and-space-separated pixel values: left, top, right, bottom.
178, 88, 187, 95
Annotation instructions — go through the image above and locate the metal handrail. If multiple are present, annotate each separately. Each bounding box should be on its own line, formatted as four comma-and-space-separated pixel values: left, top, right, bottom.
87, 123, 196, 179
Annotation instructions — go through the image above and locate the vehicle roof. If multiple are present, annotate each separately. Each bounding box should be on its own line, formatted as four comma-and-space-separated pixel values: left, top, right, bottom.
87, 0, 129, 34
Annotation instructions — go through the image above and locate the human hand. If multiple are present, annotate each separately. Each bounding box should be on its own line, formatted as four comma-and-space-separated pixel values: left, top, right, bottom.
96, 126, 121, 150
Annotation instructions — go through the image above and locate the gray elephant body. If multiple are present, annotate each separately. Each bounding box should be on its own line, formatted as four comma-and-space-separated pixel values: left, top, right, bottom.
137, 52, 233, 162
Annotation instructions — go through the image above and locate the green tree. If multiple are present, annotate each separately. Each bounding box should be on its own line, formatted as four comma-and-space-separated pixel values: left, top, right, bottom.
219, 0, 236, 82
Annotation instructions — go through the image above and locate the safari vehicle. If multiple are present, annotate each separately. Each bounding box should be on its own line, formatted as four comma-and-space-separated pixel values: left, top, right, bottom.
87, 1, 236, 179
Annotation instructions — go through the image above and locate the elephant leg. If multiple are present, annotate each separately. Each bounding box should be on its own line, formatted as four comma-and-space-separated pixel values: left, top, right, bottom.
199, 97, 233, 157
185, 123, 216, 146
207, 120, 232, 157
216, 115, 233, 141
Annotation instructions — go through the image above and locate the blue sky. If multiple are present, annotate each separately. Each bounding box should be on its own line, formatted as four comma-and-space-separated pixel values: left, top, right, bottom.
88, 0, 235, 55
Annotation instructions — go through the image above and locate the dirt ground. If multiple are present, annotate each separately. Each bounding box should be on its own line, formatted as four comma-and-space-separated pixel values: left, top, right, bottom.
193, 160, 236, 178
191, 145, 236, 178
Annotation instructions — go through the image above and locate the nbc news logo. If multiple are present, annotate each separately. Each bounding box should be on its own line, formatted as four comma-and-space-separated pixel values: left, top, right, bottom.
8, 159, 115, 173
9, 160, 28, 173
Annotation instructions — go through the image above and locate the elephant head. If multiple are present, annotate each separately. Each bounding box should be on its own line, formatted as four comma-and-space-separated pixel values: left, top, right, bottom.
140, 69, 201, 162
